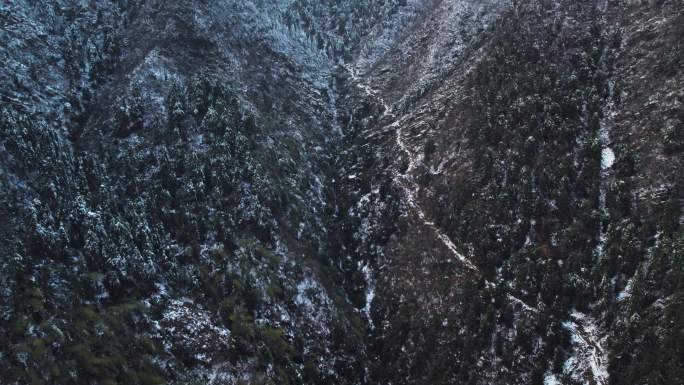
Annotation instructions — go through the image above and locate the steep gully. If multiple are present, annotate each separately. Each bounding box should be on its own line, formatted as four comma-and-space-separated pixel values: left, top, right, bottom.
342, 63, 608, 384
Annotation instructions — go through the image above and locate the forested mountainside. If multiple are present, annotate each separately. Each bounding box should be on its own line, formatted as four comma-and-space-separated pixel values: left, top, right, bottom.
0, 1, 681, 385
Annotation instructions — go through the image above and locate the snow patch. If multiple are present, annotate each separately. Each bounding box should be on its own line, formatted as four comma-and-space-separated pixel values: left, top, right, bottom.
617, 276, 634, 301
361, 263, 375, 329
544, 373, 561, 385
601, 147, 615, 170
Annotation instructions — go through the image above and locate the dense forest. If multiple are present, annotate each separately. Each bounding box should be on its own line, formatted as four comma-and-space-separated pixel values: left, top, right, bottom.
1, 0, 682, 384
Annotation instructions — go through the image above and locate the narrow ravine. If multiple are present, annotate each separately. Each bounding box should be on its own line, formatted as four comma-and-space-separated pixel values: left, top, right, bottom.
596, 0, 617, 260
564, 8, 614, 383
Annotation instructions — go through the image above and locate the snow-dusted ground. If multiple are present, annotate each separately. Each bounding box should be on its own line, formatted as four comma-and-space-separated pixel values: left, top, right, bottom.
563, 311, 609, 385
344, 63, 478, 271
